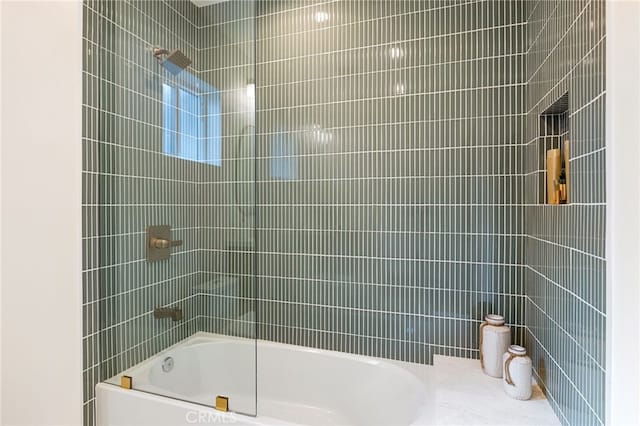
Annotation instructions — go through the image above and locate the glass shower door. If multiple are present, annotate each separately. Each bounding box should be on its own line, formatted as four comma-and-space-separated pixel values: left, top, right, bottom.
88, 0, 257, 416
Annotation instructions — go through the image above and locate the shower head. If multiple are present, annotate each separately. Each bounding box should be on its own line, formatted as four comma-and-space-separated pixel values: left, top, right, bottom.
153, 47, 192, 75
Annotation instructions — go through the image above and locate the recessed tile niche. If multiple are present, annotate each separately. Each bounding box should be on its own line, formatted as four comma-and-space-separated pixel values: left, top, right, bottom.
538, 93, 569, 205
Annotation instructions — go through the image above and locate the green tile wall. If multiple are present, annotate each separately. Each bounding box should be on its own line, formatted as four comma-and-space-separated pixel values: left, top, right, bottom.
523, 0, 606, 425
82, 1, 204, 424
252, 0, 527, 361
82, 1, 606, 425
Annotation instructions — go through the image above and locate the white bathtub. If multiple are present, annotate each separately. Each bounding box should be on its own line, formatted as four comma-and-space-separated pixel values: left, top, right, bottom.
96, 332, 434, 426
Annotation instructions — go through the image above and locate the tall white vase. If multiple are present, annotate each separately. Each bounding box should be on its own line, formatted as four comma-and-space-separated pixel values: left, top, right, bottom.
502, 344, 533, 400
479, 314, 510, 378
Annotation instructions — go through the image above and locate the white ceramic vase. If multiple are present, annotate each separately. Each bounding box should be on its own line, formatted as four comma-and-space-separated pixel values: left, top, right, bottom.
502, 344, 533, 400
479, 314, 510, 378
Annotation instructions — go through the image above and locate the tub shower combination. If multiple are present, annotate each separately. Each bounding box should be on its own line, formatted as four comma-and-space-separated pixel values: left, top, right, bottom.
83, 0, 606, 425
97, 333, 432, 426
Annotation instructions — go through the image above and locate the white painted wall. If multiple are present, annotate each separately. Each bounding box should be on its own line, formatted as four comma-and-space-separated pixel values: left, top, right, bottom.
0, 1, 84, 425
0, 1, 3, 422
606, 0, 640, 425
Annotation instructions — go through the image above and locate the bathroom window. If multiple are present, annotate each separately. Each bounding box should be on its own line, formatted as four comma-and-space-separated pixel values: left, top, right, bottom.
162, 77, 221, 166
270, 133, 297, 180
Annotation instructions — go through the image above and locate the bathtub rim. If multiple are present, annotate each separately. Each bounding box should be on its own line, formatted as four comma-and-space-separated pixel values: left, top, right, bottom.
99, 332, 434, 425
106, 331, 432, 389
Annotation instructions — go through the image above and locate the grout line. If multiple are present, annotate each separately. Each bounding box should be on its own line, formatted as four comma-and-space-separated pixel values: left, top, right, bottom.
257, 84, 526, 113
570, 147, 606, 162
569, 92, 606, 118
82, 229, 525, 241
525, 265, 605, 317
82, 227, 200, 241
527, 298, 605, 372
199, 291, 527, 306
82, 134, 525, 164
161, 0, 200, 29
81, 249, 198, 273
198, 314, 510, 351
526, 1, 591, 83
526, 235, 605, 261
196, 270, 525, 295
525, 0, 542, 24
81, 202, 606, 208
84, 294, 198, 339
252, 0, 475, 30
526, 325, 604, 425
126, 0, 196, 50
255, 53, 525, 91
531, 367, 571, 425
524, 1, 561, 55
82, 169, 201, 185
526, 35, 605, 114
83, 172, 528, 186
255, 22, 527, 67
85, 317, 199, 372
82, 101, 526, 141
204, 297, 528, 326
250, 1, 497, 47
82, 271, 200, 306
201, 248, 522, 266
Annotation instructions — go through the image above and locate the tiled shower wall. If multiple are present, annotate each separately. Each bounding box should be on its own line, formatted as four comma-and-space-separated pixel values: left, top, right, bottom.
254, 0, 527, 362
196, 0, 257, 337
82, 1, 257, 423
81, 1, 608, 426
82, 1, 204, 424
523, 0, 606, 424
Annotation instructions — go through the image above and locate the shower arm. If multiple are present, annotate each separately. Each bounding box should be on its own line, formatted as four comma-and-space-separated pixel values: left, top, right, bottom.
152, 47, 170, 58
